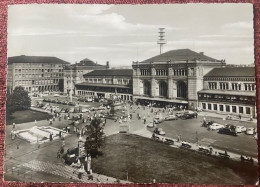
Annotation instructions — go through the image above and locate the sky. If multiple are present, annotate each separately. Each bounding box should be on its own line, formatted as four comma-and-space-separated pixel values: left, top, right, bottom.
7, 4, 254, 67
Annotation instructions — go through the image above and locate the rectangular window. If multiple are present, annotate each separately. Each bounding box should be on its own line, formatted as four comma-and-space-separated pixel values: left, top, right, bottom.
202, 103, 206, 109
246, 107, 251, 115
226, 105, 230, 112
239, 107, 243, 114
213, 104, 217, 111
208, 104, 212, 110
232, 106, 237, 113
219, 105, 223, 111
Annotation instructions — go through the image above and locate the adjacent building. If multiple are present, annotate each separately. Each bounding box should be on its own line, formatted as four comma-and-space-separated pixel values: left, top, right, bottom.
132, 49, 226, 109
63, 58, 109, 95
75, 69, 133, 101
198, 67, 256, 117
7, 55, 69, 93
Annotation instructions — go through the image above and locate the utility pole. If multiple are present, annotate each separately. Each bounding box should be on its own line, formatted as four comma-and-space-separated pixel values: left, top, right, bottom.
70, 65, 73, 103
157, 28, 167, 54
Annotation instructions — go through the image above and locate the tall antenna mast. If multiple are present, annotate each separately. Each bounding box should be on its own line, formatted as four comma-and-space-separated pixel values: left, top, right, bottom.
157, 28, 167, 54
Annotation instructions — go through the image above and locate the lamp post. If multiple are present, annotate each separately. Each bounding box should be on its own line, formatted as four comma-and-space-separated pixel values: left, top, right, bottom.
126, 170, 128, 181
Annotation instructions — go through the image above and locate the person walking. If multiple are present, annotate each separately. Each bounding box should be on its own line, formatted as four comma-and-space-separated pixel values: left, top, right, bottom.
12, 123, 16, 130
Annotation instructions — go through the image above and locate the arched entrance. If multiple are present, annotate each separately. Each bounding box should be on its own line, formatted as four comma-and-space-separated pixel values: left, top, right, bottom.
143, 81, 151, 96
177, 81, 187, 98
159, 81, 167, 97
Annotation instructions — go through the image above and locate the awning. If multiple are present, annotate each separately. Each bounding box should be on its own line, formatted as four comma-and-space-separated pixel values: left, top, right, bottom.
76, 82, 131, 89
133, 96, 188, 104
198, 90, 255, 97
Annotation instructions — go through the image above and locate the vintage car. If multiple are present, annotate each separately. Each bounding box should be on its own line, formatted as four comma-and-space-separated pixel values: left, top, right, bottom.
164, 115, 178, 121
209, 123, 225, 131
218, 127, 238, 136
154, 128, 166, 135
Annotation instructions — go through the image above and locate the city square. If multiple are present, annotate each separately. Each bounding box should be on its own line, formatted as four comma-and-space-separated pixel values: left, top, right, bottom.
5, 3, 258, 185
4, 93, 258, 184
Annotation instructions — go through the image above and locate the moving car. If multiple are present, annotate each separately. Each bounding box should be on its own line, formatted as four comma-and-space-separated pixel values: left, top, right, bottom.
164, 115, 178, 121
209, 123, 225, 130
218, 128, 238, 136
154, 128, 165, 135
246, 127, 255, 135
180, 113, 195, 120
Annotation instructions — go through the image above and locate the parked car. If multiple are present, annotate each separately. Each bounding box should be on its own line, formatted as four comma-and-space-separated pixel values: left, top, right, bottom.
218, 128, 238, 136
175, 112, 183, 118
147, 122, 154, 128
246, 128, 255, 135
209, 123, 225, 130
154, 128, 165, 135
81, 108, 89, 113
54, 93, 60, 97
164, 138, 174, 145
165, 115, 178, 121
68, 102, 76, 106
181, 141, 192, 149
154, 118, 164, 124
236, 126, 247, 133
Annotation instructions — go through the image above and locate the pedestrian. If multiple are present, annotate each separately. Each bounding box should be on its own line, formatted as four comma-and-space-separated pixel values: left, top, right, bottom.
239, 113, 242, 120
12, 123, 16, 130
50, 133, 53, 141
250, 115, 253, 121
34, 120, 37, 125
57, 151, 61, 158
195, 112, 198, 119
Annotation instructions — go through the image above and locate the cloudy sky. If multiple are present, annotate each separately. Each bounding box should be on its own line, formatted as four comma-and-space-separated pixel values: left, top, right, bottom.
8, 4, 253, 66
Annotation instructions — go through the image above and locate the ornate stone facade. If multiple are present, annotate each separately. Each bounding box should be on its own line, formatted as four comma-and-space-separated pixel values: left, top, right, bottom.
132, 49, 225, 109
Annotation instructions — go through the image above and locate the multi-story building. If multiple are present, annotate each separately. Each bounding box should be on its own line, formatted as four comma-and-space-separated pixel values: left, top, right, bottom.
7, 55, 69, 93
64, 58, 109, 95
132, 49, 226, 109
75, 69, 133, 100
198, 67, 256, 117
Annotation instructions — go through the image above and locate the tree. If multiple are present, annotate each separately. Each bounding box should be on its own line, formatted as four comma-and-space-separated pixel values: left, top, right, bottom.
84, 118, 105, 157
6, 86, 31, 117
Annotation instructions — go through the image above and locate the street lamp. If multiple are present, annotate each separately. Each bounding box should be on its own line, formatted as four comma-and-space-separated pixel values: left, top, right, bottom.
126, 170, 128, 181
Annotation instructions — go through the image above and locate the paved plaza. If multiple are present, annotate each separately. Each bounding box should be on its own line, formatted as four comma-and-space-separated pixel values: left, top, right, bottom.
4, 96, 258, 182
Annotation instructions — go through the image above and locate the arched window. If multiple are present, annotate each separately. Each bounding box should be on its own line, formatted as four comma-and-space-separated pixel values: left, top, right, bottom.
177, 81, 187, 98
143, 81, 151, 96
159, 81, 167, 97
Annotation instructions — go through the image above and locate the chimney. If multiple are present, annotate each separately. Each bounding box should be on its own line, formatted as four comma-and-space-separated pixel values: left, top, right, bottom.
106, 61, 109, 69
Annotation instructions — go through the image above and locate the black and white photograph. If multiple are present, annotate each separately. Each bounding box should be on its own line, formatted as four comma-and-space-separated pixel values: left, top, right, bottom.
5, 3, 258, 184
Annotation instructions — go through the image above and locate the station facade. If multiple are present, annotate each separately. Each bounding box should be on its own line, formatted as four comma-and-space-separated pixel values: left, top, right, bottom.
63, 58, 109, 95
7, 55, 69, 93
75, 69, 133, 101
198, 67, 256, 117
132, 49, 225, 109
